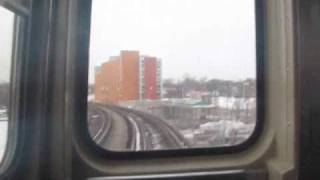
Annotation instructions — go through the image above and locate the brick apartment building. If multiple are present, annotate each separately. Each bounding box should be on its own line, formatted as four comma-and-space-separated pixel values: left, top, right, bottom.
95, 51, 162, 104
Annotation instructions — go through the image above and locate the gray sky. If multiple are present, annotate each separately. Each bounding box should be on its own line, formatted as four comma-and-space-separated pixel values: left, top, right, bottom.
89, 0, 256, 83
1, 1, 257, 84
0, 7, 14, 83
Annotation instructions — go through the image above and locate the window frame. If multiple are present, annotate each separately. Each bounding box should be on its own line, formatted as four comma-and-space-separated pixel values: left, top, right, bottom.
72, 0, 265, 160
0, 1, 30, 177
0, 0, 30, 17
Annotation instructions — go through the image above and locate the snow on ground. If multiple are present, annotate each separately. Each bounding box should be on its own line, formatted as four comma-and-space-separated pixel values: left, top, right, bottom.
0, 106, 8, 162
213, 97, 256, 109
0, 121, 7, 162
200, 120, 255, 138
181, 120, 255, 147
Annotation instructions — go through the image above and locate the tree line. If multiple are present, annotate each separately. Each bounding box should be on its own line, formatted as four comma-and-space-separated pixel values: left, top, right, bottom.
0, 83, 9, 106
163, 76, 256, 98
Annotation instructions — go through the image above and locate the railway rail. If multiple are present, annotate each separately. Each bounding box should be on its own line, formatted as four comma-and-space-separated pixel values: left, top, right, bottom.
89, 103, 189, 151
89, 106, 112, 145
109, 105, 189, 150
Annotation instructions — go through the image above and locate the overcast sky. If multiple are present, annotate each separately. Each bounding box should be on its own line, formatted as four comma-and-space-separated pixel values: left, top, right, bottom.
1, 1, 256, 84
0, 7, 14, 83
89, 0, 256, 83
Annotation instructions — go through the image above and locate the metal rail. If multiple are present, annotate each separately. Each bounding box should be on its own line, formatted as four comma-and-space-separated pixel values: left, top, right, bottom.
128, 109, 189, 149
101, 105, 142, 151
89, 103, 189, 151
89, 105, 112, 145
103, 104, 188, 150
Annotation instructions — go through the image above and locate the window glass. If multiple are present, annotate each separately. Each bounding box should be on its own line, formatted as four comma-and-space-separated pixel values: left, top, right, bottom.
88, 0, 257, 152
0, 7, 15, 161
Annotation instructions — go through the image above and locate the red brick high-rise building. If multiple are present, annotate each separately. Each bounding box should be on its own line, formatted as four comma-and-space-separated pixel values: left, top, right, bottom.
95, 51, 162, 104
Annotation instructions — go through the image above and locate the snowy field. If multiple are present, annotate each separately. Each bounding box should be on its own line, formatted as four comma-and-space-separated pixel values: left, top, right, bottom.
180, 120, 255, 147
0, 121, 7, 161
0, 106, 8, 162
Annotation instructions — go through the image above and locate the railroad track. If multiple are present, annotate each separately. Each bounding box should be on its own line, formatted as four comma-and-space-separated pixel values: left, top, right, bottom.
89, 104, 142, 151
89, 103, 189, 151
88, 105, 112, 145
102, 104, 189, 150
101, 105, 145, 151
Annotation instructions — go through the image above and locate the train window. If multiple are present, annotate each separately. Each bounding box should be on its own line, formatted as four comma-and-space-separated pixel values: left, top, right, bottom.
0, 6, 15, 162
87, 0, 259, 152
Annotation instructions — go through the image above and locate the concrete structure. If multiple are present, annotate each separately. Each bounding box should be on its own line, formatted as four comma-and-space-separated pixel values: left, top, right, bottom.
95, 51, 162, 104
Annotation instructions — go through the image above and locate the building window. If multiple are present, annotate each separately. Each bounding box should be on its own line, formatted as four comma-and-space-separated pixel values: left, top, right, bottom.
87, 0, 259, 153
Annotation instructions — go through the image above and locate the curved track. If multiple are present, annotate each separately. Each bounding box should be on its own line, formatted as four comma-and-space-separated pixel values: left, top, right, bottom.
106, 105, 189, 150
88, 104, 130, 151
89, 103, 189, 151
88, 106, 112, 144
